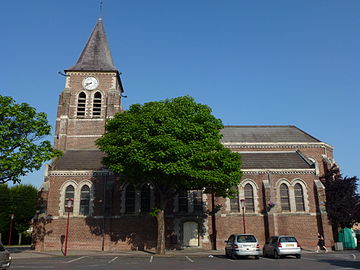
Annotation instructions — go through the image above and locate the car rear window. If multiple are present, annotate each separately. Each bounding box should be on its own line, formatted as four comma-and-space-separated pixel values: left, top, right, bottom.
237, 235, 257, 243
279, 237, 297, 243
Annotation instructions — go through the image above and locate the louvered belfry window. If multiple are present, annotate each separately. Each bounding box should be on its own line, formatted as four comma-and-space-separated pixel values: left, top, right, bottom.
77, 92, 86, 118
244, 184, 255, 212
294, 183, 305, 211
280, 184, 290, 212
92, 92, 102, 117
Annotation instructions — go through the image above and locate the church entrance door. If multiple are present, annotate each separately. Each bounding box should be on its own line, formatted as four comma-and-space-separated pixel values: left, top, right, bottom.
183, 221, 199, 247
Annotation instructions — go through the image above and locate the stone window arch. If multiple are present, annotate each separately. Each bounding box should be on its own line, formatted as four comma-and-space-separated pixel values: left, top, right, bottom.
280, 183, 291, 212
77, 92, 87, 118
92, 91, 102, 118
240, 179, 260, 214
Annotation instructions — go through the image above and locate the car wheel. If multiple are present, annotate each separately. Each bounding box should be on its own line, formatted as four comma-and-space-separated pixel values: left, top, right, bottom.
274, 250, 280, 259
296, 254, 301, 259
225, 249, 229, 258
254, 255, 259, 260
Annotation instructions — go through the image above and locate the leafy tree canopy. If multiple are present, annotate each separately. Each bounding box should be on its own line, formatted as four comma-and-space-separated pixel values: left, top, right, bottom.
322, 164, 360, 228
0, 95, 61, 184
97, 96, 242, 197
0, 184, 38, 233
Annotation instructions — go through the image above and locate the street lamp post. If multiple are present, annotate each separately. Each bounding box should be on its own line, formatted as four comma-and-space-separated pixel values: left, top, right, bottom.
8, 214, 15, 245
240, 199, 246, 234
64, 198, 73, 256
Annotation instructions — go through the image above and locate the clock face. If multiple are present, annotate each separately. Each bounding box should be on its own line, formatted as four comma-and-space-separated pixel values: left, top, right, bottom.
83, 77, 99, 90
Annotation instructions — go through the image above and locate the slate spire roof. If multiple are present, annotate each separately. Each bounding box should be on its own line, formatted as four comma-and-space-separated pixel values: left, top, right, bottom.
66, 18, 117, 72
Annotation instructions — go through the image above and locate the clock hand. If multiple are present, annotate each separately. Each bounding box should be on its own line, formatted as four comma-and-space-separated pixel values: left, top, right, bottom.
85, 82, 92, 86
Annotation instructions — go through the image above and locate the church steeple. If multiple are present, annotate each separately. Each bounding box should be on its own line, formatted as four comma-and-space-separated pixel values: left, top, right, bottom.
67, 18, 117, 72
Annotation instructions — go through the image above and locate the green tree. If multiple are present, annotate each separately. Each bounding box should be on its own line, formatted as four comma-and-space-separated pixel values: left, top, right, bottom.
97, 96, 242, 254
0, 184, 37, 239
0, 95, 61, 184
322, 164, 360, 229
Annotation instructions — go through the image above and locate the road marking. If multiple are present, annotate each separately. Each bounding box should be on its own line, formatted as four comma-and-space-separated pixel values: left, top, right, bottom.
108, 256, 118, 264
227, 259, 235, 262
150, 256, 153, 263
185, 256, 194, 262
12, 266, 55, 269
351, 254, 356, 260
65, 256, 88, 263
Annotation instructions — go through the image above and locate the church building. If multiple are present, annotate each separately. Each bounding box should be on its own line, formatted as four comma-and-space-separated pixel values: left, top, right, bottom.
34, 18, 335, 251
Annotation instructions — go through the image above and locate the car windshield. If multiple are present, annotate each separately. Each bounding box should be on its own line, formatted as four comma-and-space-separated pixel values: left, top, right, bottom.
237, 235, 257, 243
279, 237, 297, 243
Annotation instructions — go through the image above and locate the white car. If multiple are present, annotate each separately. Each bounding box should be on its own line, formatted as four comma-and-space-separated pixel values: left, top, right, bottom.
225, 234, 260, 259
263, 236, 301, 259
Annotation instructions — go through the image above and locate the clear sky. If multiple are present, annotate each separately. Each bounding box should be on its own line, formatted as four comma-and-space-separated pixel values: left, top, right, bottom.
1, 0, 359, 190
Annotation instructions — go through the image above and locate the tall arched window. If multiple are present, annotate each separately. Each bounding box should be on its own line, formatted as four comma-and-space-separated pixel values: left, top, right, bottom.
92, 92, 102, 117
125, 185, 136, 213
244, 184, 255, 213
178, 190, 188, 213
64, 185, 75, 213
294, 183, 305, 211
77, 92, 86, 118
280, 184, 290, 212
230, 187, 240, 211
80, 185, 90, 216
140, 185, 151, 213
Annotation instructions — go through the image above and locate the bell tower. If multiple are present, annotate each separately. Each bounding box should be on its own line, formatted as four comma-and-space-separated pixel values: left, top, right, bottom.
54, 18, 123, 151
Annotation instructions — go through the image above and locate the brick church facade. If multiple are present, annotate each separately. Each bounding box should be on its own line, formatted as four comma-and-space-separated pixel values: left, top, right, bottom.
34, 18, 335, 251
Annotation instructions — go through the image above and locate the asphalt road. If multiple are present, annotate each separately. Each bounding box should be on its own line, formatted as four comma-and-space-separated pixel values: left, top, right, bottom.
10, 252, 360, 270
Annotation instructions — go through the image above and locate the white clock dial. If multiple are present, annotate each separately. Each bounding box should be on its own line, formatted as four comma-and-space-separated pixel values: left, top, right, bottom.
83, 77, 99, 90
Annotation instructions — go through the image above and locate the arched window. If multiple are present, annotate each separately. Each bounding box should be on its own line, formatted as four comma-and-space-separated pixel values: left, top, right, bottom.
280, 184, 290, 212
125, 185, 135, 213
64, 185, 74, 213
92, 92, 102, 117
140, 185, 151, 213
80, 185, 90, 216
77, 92, 86, 118
244, 184, 255, 213
178, 190, 188, 213
294, 183, 305, 211
230, 187, 240, 211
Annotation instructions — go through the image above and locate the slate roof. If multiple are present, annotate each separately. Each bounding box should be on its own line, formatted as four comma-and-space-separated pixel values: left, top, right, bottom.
51, 150, 105, 170
221, 126, 320, 143
66, 18, 117, 72
240, 151, 314, 169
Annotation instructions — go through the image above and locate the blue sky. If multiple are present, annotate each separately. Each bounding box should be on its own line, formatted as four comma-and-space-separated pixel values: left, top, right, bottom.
1, 0, 359, 189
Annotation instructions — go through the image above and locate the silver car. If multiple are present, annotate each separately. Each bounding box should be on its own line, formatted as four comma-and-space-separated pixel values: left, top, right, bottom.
263, 236, 301, 259
225, 234, 260, 259
0, 242, 11, 270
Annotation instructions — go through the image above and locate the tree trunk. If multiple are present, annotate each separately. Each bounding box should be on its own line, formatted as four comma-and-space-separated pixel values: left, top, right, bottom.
156, 208, 166, 255
18, 233, 22, 245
